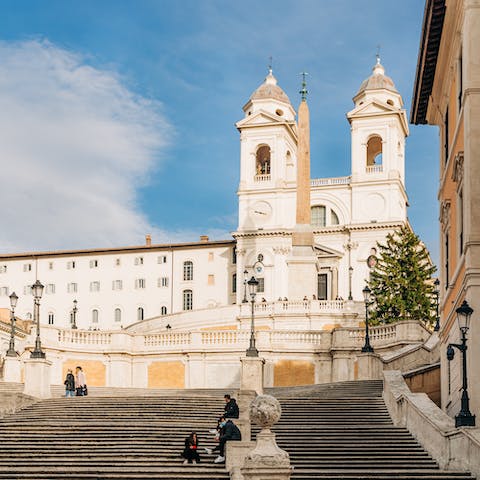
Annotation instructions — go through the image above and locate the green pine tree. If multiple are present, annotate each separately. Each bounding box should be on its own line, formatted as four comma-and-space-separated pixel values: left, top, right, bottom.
368, 225, 437, 327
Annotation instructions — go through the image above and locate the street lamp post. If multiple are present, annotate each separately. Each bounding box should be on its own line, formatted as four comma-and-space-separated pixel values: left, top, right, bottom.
242, 269, 248, 303
348, 266, 353, 300
71, 299, 78, 329
433, 278, 440, 332
6, 292, 19, 357
446, 300, 476, 427
361, 285, 374, 353
246, 276, 259, 357
30, 280, 46, 359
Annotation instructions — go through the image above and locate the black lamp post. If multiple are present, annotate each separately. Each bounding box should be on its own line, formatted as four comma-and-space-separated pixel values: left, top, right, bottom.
246, 276, 259, 357
361, 285, 374, 353
433, 278, 440, 332
71, 299, 78, 329
446, 300, 476, 427
242, 269, 248, 303
348, 266, 353, 300
30, 280, 46, 359
6, 291, 19, 357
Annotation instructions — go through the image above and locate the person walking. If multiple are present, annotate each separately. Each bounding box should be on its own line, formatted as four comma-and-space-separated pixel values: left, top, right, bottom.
64, 369, 75, 398
181, 432, 200, 464
75, 366, 87, 396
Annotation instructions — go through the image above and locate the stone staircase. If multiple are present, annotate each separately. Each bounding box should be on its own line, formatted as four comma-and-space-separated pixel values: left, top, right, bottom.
0, 380, 475, 480
0, 392, 230, 480
265, 380, 475, 480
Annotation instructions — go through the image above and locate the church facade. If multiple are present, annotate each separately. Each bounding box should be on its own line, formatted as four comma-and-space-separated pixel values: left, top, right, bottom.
0, 59, 410, 332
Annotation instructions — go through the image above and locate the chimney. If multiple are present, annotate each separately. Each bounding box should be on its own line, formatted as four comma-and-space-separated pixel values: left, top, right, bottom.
145, 234, 152, 246
200, 235, 209, 242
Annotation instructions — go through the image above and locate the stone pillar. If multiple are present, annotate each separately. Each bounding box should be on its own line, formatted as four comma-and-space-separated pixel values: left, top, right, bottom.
356, 352, 383, 380
240, 357, 265, 394
241, 394, 292, 480
23, 358, 52, 399
3, 356, 22, 383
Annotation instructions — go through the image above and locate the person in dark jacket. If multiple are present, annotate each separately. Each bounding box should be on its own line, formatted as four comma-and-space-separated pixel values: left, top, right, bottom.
181, 432, 200, 464
223, 394, 239, 419
64, 369, 75, 398
205, 415, 241, 463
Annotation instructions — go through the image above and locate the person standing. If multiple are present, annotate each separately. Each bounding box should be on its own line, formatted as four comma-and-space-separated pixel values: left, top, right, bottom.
64, 369, 75, 398
75, 366, 87, 396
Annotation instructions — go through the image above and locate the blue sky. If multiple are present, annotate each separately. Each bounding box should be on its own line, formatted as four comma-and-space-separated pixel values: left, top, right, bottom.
0, 0, 439, 264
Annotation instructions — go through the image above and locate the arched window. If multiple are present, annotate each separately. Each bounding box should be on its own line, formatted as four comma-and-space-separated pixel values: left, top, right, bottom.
137, 307, 144, 321
331, 210, 339, 225
161, 306, 167, 315
92, 309, 99, 324
114, 308, 121, 323
183, 290, 193, 311
366, 135, 383, 166
183, 261, 193, 281
256, 145, 271, 175
48, 312, 54, 325
311, 206, 326, 227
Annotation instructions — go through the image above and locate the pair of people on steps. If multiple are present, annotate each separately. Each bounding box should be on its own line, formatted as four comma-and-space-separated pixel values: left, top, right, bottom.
64, 366, 87, 397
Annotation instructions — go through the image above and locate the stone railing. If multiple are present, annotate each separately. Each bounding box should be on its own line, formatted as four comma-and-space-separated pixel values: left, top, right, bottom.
366, 164, 383, 174
311, 176, 351, 187
31, 321, 428, 355
254, 174, 271, 182
240, 299, 346, 316
383, 370, 480, 478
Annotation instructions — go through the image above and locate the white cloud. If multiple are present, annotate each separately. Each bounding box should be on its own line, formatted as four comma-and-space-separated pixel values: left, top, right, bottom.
0, 39, 173, 252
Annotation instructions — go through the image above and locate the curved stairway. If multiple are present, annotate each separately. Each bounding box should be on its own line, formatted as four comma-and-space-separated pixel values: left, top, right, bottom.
266, 380, 475, 480
0, 380, 475, 480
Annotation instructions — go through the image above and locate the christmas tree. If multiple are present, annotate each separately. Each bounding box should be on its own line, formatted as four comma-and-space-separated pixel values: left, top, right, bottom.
368, 225, 437, 326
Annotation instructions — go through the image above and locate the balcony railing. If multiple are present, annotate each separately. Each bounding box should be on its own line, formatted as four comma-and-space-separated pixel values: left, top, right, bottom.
311, 176, 351, 187
366, 165, 383, 174
254, 174, 271, 182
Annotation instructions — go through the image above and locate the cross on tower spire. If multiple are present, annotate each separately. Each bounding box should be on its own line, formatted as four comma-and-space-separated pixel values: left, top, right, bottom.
299, 71, 308, 101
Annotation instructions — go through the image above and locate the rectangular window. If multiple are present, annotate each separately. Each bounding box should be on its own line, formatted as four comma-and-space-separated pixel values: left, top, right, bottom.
90, 281, 100, 292
0, 286, 9, 296
89, 259, 99, 268
112, 280, 123, 291
48, 262, 54, 270
232, 248, 237, 264
183, 261, 193, 281
208, 274, 215, 286
257, 278, 265, 293
445, 233, 450, 289
318, 273, 328, 300
135, 278, 146, 289
157, 255, 167, 264
183, 290, 193, 310
158, 277, 169, 288
67, 261, 76, 269
67, 283, 78, 293
232, 273, 237, 293
458, 49, 463, 112
46, 284, 55, 294
208, 252, 214, 262
48, 313, 54, 325
458, 189, 464, 257
444, 107, 449, 164
134, 256, 144, 265
0, 265, 6, 273
23, 263, 32, 272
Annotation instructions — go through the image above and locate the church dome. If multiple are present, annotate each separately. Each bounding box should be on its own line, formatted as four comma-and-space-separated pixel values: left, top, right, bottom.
250, 69, 291, 105
356, 57, 398, 96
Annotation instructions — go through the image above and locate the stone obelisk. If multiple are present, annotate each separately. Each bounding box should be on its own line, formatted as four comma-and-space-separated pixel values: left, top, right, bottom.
288, 73, 318, 299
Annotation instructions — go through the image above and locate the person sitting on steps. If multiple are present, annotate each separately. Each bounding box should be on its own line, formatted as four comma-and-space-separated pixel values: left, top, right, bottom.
209, 394, 240, 438
181, 432, 200, 465
204, 415, 242, 464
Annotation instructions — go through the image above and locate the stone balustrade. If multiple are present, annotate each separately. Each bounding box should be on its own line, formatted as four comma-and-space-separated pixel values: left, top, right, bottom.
311, 176, 351, 186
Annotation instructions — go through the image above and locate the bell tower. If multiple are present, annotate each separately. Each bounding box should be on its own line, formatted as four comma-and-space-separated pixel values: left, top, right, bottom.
347, 56, 409, 224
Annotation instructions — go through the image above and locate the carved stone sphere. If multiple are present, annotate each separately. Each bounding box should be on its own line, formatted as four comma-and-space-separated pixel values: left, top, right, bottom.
250, 394, 282, 428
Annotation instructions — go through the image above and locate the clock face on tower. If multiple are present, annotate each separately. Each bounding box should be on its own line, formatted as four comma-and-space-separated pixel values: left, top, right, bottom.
249, 201, 272, 226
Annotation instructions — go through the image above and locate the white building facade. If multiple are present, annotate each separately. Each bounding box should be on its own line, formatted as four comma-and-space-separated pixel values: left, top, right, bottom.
0, 59, 410, 332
